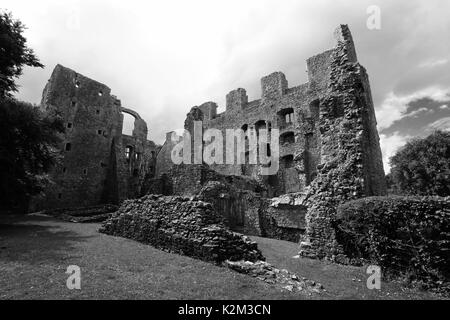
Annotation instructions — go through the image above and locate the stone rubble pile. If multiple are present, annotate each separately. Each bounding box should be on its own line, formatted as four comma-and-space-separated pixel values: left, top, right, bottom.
224, 260, 324, 294
99, 195, 264, 263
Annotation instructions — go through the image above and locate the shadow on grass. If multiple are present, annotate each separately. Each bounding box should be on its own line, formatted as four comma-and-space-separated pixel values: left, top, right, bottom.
0, 215, 94, 265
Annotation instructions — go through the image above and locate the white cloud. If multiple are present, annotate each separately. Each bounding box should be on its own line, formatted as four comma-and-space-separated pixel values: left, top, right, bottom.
419, 58, 449, 68
427, 117, 450, 132
403, 107, 433, 118
440, 104, 449, 110
4, 0, 450, 143
379, 132, 410, 173
377, 87, 450, 130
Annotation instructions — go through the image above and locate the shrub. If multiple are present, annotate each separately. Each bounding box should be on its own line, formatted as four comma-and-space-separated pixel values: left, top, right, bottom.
0, 98, 64, 213
389, 131, 450, 197
336, 196, 450, 291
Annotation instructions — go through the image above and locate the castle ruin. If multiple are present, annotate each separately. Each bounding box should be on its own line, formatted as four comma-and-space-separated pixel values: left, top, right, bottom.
35, 25, 387, 259
34, 65, 159, 209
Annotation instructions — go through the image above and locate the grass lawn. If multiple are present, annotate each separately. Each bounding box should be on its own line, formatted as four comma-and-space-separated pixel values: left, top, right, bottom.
0, 214, 445, 300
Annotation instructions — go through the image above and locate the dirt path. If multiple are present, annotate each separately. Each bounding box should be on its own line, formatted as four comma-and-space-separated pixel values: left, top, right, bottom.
0, 215, 443, 300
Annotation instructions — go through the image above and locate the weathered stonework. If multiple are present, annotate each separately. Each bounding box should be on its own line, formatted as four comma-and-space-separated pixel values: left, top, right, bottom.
153, 25, 386, 253
33, 65, 160, 211
299, 25, 387, 260
33, 25, 386, 260
99, 195, 264, 263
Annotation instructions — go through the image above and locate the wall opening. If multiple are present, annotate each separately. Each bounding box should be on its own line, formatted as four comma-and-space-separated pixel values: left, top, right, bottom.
280, 132, 295, 145
65, 143, 72, 151
122, 113, 135, 136
277, 108, 294, 128
67, 123, 73, 129
281, 155, 294, 169
125, 146, 133, 161
309, 99, 320, 119
255, 120, 267, 133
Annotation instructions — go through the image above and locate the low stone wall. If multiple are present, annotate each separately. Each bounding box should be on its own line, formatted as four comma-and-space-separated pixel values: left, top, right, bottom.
198, 181, 306, 242
260, 194, 307, 243
99, 195, 264, 263
142, 164, 306, 243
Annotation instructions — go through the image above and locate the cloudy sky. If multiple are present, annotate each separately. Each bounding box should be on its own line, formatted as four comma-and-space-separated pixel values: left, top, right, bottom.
2, 0, 450, 172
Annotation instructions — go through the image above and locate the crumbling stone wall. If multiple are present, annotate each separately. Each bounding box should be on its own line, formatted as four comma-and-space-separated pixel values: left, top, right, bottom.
152, 25, 386, 254
260, 195, 307, 243
34, 65, 159, 211
156, 26, 384, 204
299, 25, 386, 261
144, 163, 305, 242
99, 195, 264, 263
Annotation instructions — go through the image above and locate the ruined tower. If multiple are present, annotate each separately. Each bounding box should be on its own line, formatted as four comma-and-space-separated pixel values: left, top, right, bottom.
35, 65, 159, 210
153, 25, 386, 255
156, 25, 386, 198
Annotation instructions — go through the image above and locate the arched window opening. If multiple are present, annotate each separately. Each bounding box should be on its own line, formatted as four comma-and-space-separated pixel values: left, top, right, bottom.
282, 155, 295, 169
122, 113, 135, 136
280, 132, 295, 145
255, 120, 267, 133
277, 108, 294, 128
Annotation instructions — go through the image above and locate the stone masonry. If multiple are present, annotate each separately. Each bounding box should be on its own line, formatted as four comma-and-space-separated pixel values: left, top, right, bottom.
33, 65, 160, 210
99, 195, 264, 263
154, 25, 386, 254
35, 25, 386, 260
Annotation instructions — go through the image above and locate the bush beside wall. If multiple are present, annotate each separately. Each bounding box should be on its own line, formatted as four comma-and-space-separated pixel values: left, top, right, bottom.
336, 196, 450, 291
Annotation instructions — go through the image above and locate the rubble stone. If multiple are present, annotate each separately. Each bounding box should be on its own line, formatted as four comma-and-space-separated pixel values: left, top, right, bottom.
99, 195, 264, 263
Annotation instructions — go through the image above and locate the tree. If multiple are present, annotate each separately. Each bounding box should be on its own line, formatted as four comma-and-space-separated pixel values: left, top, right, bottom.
0, 10, 43, 98
389, 131, 450, 197
0, 98, 65, 213
0, 11, 63, 213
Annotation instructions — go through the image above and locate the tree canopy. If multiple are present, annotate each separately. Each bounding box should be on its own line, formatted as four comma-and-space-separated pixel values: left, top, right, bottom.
0, 10, 43, 98
389, 130, 450, 197
0, 99, 65, 212
0, 10, 63, 213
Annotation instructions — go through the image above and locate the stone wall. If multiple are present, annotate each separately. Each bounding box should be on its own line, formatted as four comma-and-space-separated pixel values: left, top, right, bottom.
155, 27, 384, 203
33, 65, 160, 211
261, 195, 307, 243
299, 25, 386, 261
143, 163, 305, 242
151, 25, 386, 256
99, 195, 264, 263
